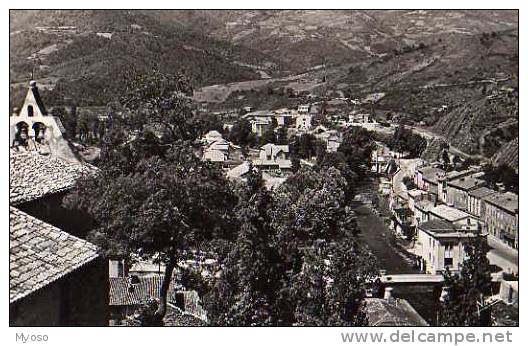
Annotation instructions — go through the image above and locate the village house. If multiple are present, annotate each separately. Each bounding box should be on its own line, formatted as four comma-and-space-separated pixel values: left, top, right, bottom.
109, 275, 206, 326
202, 136, 231, 164
297, 104, 310, 113
312, 125, 342, 152
407, 189, 430, 212
226, 161, 252, 181
253, 143, 292, 173
295, 112, 313, 131
437, 169, 475, 204
415, 219, 483, 274
414, 200, 436, 226
202, 130, 224, 145
348, 112, 372, 124
370, 143, 392, 174
414, 166, 445, 199
251, 117, 271, 137
392, 207, 415, 238
271, 108, 296, 126
482, 192, 519, 249
243, 110, 274, 136
428, 204, 479, 230
378, 177, 392, 196
467, 186, 497, 218
10, 207, 108, 326
445, 175, 486, 210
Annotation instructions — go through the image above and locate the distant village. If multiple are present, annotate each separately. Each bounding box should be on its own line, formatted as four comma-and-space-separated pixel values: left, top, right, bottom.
9, 78, 518, 327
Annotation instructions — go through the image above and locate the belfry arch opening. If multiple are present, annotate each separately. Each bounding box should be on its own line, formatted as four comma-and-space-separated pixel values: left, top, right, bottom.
32, 122, 47, 143
14, 121, 29, 146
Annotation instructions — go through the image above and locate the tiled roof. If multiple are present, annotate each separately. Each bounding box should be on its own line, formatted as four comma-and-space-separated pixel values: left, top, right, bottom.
415, 200, 435, 212
10, 149, 96, 205
429, 204, 471, 222
364, 298, 429, 326
10, 207, 99, 303
109, 275, 176, 306
226, 161, 251, 179
125, 304, 207, 326
484, 192, 519, 214
468, 186, 497, 199
418, 218, 457, 232
447, 176, 485, 191
419, 166, 445, 184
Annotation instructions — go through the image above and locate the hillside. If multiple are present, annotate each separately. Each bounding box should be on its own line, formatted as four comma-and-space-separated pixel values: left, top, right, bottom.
185, 10, 518, 165
9, 10, 518, 167
9, 10, 280, 106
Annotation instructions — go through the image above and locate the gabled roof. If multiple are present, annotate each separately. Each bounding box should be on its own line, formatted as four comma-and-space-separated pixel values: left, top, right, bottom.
364, 298, 429, 326
204, 130, 222, 139
261, 143, 289, 157
10, 207, 99, 303
415, 200, 435, 212
109, 275, 176, 306
429, 204, 472, 222
29, 81, 47, 115
468, 186, 497, 199
226, 161, 251, 179
417, 219, 459, 234
447, 176, 485, 191
419, 166, 445, 184
10, 149, 96, 205
483, 192, 519, 214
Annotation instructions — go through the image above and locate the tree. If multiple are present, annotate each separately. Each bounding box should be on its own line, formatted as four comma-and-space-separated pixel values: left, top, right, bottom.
482, 164, 519, 194
452, 155, 462, 167
204, 169, 284, 326
261, 126, 277, 145
64, 72, 238, 325
276, 126, 289, 145
439, 236, 493, 326
51, 106, 73, 138
229, 119, 252, 146
442, 150, 452, 171
388, 125, 427, 158
338, 127, 375, 179
293, 133, 319, 159
402, 176, 417, 190
203, 166, 375, 326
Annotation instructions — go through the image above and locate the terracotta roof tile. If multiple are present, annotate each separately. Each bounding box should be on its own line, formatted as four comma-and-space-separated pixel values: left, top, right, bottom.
10, 149, 96, 205
109, 275, 176, 306
10, 207, 99, 303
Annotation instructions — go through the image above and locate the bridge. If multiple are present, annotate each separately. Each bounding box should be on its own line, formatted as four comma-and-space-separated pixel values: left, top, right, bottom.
380, 273, 501, 286
380, 274, 443, 286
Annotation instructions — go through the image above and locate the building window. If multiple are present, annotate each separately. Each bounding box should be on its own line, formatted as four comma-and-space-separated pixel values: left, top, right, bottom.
27, 105, 34, 117
444, 257, 453, 267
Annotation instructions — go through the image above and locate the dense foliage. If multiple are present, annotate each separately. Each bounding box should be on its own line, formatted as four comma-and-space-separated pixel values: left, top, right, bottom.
387, 125, 427, 158
64, 71, 378, 326
439, 236, 493, 326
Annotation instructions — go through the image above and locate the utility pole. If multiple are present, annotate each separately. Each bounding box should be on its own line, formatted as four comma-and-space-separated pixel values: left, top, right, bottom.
322, 55, 327, 98
30, 50, 40, 80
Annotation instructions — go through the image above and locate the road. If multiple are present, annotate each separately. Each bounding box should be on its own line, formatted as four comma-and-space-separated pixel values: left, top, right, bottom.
487, 235, 518, 274
409, 125, 489, 162
351, 189, 438, 325
392, 158, 424, 196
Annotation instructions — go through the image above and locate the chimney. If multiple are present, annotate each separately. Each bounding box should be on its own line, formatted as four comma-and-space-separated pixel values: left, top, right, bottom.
384, 287, 395, 303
